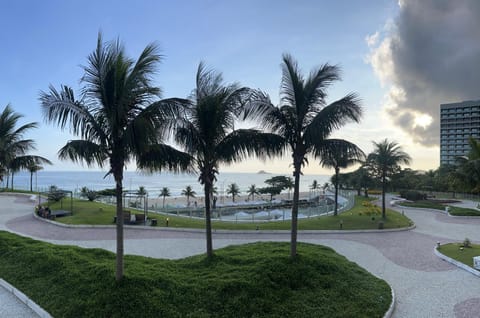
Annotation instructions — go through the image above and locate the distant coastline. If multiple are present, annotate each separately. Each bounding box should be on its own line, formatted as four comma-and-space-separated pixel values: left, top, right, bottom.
3, 170, 330, 197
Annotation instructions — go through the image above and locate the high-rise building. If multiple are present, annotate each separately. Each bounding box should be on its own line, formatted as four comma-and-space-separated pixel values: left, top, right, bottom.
440, 100, 480, 165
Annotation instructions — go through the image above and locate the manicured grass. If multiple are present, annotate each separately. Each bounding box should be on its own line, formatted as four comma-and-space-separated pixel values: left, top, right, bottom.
0, 231, 391, 318
448, 206, 480, 216
398, 200, 445, 210
50, 196, 412, 230
437, 243, 480, 269
398, 200, 480, 216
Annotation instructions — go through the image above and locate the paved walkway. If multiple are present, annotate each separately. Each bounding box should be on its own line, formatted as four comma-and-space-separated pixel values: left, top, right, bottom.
2, 193, 480, 317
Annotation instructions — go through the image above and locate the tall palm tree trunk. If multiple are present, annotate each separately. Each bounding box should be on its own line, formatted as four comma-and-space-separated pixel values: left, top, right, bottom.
381, 173, 386, 219
11, 172, 14, 190
204, 182, 213, 257
162, 196, 166, 208
114, 169, 124, 281
291, 163, 301, 258
334, 168, 339, 216
30, 171, 34, 192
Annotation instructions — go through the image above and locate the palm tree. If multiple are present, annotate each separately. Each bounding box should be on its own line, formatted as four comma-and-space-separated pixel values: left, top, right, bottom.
175, 63, 282, 257
320, 140, 365, 215
182, 185, 196, 207
159, 187, 170, 208
310, 180, 319, 197
245, 54, 362, 257
454, 137, 480, 192
0, 105, 51, 189
226, 183, 240, 202
27, 162, 45, 192
367, 139, 411, 219
137, 186, 147, 196
284, 177, 294, 199
247, 184, 259, 201
322, 182, 329, 194
40, 34, 190, 281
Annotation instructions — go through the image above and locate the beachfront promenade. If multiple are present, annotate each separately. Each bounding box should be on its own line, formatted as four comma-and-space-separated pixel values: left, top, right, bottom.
1, 194, 480, 317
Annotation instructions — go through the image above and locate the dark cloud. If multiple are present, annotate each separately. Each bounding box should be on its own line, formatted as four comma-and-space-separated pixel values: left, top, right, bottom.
370, 0, 480, 146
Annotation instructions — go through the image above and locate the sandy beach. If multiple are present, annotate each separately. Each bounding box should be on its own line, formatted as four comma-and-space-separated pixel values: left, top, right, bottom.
146, 191, 326, 209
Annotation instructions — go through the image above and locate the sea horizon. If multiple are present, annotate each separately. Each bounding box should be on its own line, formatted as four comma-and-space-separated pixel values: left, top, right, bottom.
3, 170, 331, 197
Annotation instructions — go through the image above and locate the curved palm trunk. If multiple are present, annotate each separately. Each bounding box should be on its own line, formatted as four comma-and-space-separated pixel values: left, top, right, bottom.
113, 167, 124, 281
334, 167, 339, 216
381, 173, 386, 219
291, 163, 301, 258
204, 182, 213, 257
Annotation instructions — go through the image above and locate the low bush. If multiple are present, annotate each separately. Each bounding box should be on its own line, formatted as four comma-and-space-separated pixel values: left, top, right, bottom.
0, 231, 392, 318
399, 190, 426, 201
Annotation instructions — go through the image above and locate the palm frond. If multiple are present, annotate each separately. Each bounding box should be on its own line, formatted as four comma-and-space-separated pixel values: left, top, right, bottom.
304, 93, 362, 145
137, 144, 194, 174
242, 90, 290, 136
216, 129, 286, 164
280, 53, 304, 112
303, 63, 341, 112
58, 140, 108, 167
40, 85, 106, 142
316, 139, 365, 169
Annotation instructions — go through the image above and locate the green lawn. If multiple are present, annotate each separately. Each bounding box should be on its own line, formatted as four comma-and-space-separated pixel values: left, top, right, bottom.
398, 200, 480, 216
437, 243, 480, 269
48, 196, 412, 230
0, 231, 391, 318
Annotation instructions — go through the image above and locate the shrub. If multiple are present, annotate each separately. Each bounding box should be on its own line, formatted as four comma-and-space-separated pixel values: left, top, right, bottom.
399, 190, 426, 201
80, 187, 98, 202
97, 188, 116, 196
463, 238, 471, 248
362, 201, 381, 216
85, 191, 98, 202
48, 185, 66, 202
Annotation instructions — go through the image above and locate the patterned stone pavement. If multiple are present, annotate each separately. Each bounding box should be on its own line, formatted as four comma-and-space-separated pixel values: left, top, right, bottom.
2, 193, 480, 317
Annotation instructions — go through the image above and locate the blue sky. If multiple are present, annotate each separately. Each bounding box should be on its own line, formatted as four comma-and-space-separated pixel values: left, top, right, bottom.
1, 1, 433, 174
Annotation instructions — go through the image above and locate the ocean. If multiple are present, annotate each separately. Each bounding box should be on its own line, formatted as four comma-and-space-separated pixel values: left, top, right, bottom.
5, 170, 331, 198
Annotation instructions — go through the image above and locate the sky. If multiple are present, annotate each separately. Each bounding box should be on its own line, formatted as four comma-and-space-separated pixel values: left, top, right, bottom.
1, 0, 470, 175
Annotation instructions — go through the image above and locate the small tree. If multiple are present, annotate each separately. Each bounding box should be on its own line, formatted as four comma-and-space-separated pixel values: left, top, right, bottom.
48, 185, 66, 202
264, 176, 293, 194
137, 186, 147, 196
80, 186, 98, 202
182, 185, 196, 207
367, 139, 411, 219
226, 183, 240, 202
320, 139, 365, 215
159, 187, 170, 208
259, 186, 282, 201
247, 184, 259, 201
310, 180, 319, 197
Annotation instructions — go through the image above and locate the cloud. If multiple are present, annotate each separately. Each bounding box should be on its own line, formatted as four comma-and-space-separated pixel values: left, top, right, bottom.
366, 0, 480, 146
365, 31, 379, 48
